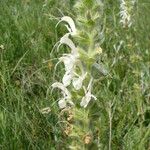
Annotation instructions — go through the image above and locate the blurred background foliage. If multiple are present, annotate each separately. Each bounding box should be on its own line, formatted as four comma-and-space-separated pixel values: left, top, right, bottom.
0, 0, 149, 149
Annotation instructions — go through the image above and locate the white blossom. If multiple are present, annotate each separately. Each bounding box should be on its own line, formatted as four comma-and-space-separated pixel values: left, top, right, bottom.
80, 78, 97, 108
56, 16, 77, 35
62, 71, 74, 87
58, 33, 78, 55
72, 72, 87, 90
52, 82, 74, 108
55, 16, 81, 87
59, 53, 87, 88
58, 53, 78, 86
59, 53, 78, 72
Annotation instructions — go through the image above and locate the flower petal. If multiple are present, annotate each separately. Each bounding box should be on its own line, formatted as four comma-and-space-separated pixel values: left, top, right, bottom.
80, 92, 97, 108
62, 71, 73, 87
56, 16, 76, 35
52, 82, 71, 98
58, 98, 66, 109
72, 77, 82, 90
58, 33, 78, 55
80, 93, 91, 108
72, 72, 87, 90
80, 78, 96, 108
60, 34, 76, 49
59, 54, 75, 71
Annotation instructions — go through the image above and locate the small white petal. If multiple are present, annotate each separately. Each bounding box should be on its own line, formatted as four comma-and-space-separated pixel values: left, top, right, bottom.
80, 78, 96, 108
58, 99, 66, 109
65, 24, 72, 33
59, 54, 75, 72
72, 77, 82, 90
62, 72, 73, 87
52, 82, 71, 98
60, 34, 76, 50
60, 16, 76, 35
72, 72, 87, 90
80, 92, 97, 108
91, 95, 97, 100
58, 33, 78, 55
87, 78, 92, 91
80, 93, 91, 108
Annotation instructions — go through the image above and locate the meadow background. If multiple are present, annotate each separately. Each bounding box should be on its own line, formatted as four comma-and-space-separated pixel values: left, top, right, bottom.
0, 0, 150, 149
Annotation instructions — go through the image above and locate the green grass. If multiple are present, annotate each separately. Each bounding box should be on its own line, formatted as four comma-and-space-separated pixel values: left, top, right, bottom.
0, 0, 150, 149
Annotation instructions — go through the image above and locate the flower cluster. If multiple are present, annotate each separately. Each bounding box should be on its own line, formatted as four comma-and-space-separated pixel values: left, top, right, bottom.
52, 16, 97, 109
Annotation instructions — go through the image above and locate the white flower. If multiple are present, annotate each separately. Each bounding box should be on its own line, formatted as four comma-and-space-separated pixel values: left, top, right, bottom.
62, 71, 74, 87
80, 78, 97, 108
59, 53, 78, 72
58, 53, 78, 87
56, 16, 77, 54
56, 16, 77, 35
58, 33, 78, 55
72, 72, 87, 90
57, 33, 79, 87
52, 82, 74, 108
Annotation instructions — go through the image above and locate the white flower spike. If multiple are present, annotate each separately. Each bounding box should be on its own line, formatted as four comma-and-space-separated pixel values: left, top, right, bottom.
80, 78, 97, 108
